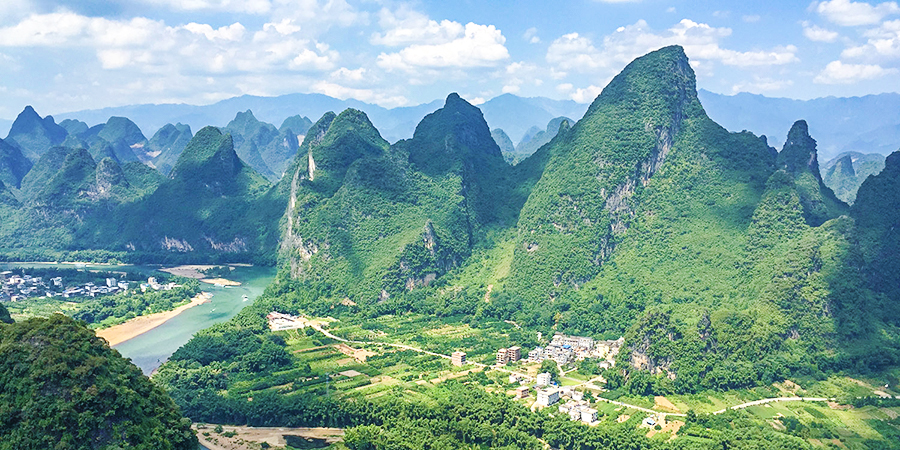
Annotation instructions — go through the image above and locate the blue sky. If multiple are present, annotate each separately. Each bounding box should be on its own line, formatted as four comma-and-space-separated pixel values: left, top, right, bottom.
1, 0, 899, 120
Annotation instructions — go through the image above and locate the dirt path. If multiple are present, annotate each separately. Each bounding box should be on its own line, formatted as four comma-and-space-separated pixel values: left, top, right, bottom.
97, 292, 212, 346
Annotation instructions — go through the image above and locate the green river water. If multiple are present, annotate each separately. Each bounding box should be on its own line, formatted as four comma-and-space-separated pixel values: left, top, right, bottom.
0, 262, 276, 375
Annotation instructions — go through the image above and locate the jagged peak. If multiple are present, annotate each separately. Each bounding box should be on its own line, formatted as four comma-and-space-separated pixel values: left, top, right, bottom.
233, 109, 258, 122
834, 154, 856, 177
778, 119, 821, 179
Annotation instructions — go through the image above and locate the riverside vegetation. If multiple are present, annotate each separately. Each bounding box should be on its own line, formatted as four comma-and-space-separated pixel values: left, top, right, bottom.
1, 45, 900, 448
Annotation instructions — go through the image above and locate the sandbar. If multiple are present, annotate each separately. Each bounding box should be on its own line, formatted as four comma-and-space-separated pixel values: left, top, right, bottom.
158, 265, 217, 279
96, 292, 212, 347
200, 277, 242, 286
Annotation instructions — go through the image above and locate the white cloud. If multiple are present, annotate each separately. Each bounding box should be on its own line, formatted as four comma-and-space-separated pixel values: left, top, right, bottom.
262, 19, 302, 36
377, 23, 509, 70
184, 22, 246, 41
331, 67, 368, 82
502, 84, 520, 94
556, 83, 574, 92
546, 32, 606, 71
465, 96, 485, 105
546, 19, 798, 74
841, 19, 900, 60
814, 60, 898, 83
0, 12, 161, 47
815, 0, 900, 26
523, 27, 541, 44
743, 15, 761, 23
141, 0, 272, 14
731, 77, 794, 94
570, 85, 604, 103
370, 6, 463, 46
311, 81, 408, 107
802, 22, 840, 42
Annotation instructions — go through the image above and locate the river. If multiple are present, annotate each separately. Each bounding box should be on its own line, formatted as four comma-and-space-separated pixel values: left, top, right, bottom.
0, 262, 275, 374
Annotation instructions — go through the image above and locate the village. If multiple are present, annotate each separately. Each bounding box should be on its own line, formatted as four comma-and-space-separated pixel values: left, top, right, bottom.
265, 310, 631, 427
0, 270, 178, 303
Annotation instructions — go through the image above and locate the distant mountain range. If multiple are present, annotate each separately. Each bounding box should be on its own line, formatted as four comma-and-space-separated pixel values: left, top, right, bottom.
699, 89, 900, 160
2, 90, 897, 163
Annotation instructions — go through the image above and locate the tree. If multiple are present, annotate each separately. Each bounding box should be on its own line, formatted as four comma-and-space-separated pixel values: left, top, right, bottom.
540, 359, 560, 383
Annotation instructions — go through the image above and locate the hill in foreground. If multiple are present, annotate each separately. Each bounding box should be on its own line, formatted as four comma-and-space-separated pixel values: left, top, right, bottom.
0, 314, 196, 449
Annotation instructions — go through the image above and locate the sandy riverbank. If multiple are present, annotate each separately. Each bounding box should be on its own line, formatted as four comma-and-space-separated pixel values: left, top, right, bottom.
194, 425, 343, 450
96, 292, 212, 346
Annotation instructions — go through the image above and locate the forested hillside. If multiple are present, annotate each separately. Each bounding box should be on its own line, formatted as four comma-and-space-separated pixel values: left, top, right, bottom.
0, 314, 196, 449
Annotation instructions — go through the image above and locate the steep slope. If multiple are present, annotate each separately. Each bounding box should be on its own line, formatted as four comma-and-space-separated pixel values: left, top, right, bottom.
5, 106, 67, 160
77, 126, 275, 259
224, 110, 278, 179
853, 150, 900, 304
0, 314, 196, 449
776, 120, 848, 225
822, 151, 886, 204
18, 146, 72, 202
282, 97, 515, 301
509, 45, 718, 301
148, 123, 193, 175
491, 128, 517, 163
0, 137, 32, 189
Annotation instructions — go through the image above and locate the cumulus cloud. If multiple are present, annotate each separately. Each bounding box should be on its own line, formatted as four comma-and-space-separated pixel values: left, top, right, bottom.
523, 27, 541, 44
377, 22, 509, 70
731, 77, 794, 94
570, 85, 604, 103
311, 80, 408, 107
815, 0, 900, 27
184, 22, 246, 41
370, 6, 463, 46
814, 60, 898, 83
841, 19, 900, 60
141, 0, 272, 14
802, 22, 840, 42
546, 19, 798, 74
0, 11, 339, 75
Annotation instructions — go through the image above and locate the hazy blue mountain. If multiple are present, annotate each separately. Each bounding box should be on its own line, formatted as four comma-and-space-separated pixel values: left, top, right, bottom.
0, 137, 33, 189
72, 116, 148, 163
822, 151, 886, 204
48, 94, 582, 148
223, 110, 279, 179
279, 115, 313, 135
699, 90, 900, 159
5, 106, 68, 160
148, 123, 193, 175
514, 116, 574, 156
58, 118, 89, 136
479, 94, 586, 146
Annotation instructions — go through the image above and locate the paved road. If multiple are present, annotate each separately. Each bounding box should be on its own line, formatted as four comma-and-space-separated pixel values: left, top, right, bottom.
711, 396, 832, 415
307, 321, 534, 380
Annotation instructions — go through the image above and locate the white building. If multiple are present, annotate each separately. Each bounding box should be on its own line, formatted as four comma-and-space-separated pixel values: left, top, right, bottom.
580, 408, 598, 424
536, 388, 560, 406
536, 372, 552, 387
451, 351, 467, 367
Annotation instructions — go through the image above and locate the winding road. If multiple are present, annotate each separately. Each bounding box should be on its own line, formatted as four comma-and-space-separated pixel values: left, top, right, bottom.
304, 319, 896, 417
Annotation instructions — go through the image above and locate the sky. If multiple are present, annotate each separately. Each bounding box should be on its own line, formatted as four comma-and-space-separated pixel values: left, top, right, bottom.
1, 0, 899, 120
